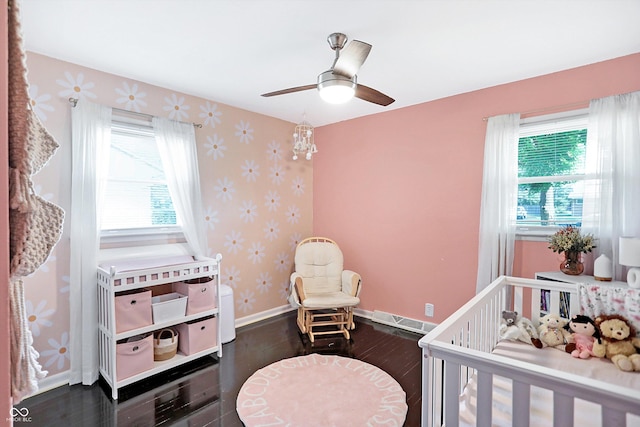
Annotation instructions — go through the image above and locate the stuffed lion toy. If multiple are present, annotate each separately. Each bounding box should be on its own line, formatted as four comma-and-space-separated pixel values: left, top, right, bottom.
592, 314, 640, 372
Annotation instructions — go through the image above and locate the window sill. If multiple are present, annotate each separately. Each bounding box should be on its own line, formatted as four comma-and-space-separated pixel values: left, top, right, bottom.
515, 225, 559, 242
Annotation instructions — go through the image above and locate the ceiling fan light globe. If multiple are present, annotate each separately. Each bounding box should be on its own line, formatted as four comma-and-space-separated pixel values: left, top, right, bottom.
319, 84, 355, 104
317, 71, 356, 104
306, 152, 312, 160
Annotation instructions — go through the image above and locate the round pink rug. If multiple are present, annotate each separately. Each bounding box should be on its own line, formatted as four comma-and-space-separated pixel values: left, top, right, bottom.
236, 353, 407, 426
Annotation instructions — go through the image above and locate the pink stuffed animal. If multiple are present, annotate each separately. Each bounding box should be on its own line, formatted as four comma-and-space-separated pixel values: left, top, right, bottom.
564, 314, 599, 359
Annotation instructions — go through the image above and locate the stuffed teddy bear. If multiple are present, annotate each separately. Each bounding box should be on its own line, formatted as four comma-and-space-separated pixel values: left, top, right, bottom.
564, 314, 600, 359
499, 310, 542, 348
537, 313, 573, 351
592, 314, 640, 372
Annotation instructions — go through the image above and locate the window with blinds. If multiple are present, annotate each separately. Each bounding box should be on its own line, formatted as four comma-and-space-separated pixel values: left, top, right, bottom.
101, 116, 179, 236
516, 111, 588, 233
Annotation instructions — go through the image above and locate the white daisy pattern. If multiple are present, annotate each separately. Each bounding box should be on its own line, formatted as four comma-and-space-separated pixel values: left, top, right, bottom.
224, 230, 245, 255
204, 134, 227, 160
256, 272, 273, 294
60, 275, 70, 293
248, 241, 266, 264
266, 140, 283, 162
286, 205, 301, 225
235, 120, 254, 144
241, 160, 260, 183
269, 164, 286, 185
291, 176, 305, 197
28, 85, 54, 121
41, 332, 70, 371
203, 207, 219, 230
214, 177, 236, 202
115, 81, 147, 112
56, 71, 97, 100
26, 300, 54, 337
263, 220, 279, 242
290, 233, 303, 251
199, 101, 222, 128
264, 190, 281, 212
238, 289, 256, 314
163, 93, 190, 120
239, 200, 258, 223
279, 280, 291, 301
223, 265, 242, 289
274, 252, 291, 273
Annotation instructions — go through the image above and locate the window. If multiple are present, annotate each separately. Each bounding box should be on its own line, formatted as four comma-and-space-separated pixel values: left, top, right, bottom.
101, 115, 180, 237
516, 111, 589, 234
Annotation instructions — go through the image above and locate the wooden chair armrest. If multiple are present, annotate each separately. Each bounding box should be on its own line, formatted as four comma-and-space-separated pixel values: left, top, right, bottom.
351, 275, 361, 297
294, 276, 306, 302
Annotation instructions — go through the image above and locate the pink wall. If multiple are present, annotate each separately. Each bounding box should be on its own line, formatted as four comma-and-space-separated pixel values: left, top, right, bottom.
1, 0, 12, 416
314, 53, 640, 323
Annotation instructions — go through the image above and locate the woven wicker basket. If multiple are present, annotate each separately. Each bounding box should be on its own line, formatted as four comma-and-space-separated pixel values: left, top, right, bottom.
153, 328, 178, 361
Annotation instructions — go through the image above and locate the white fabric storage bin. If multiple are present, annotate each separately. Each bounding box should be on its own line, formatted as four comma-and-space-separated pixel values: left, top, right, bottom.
173, 279, 216, 315
175, 316, 217, 355
151, 292, 188, 323
115, 289, 152, 333
116, 334, 153, 381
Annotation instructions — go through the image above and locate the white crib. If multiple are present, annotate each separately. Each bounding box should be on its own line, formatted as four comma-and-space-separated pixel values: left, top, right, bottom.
418, 276, 640, 427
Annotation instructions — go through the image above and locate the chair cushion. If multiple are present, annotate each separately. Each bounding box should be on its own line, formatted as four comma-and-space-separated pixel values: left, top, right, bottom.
302, 292, 360, 309
295, 242, 344, 294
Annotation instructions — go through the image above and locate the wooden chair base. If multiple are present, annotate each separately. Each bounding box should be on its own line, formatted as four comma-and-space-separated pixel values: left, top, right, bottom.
297, 307, 356, 343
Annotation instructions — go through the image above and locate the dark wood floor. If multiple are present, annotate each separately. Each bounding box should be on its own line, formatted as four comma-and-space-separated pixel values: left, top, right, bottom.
18, 312, 423, 426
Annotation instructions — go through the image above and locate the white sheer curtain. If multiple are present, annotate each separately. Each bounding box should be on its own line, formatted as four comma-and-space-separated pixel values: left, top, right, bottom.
582, 91, 640, 281
476, 114, 521, 293
153, 117, 208, 258
69, 100, 112, 385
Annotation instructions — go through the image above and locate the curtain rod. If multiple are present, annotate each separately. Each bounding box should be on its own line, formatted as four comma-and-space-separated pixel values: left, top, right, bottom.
482, 100, 590, 121
68, 97, 203, 128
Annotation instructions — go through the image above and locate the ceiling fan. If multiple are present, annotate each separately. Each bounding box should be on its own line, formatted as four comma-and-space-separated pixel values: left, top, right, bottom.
261, 33, 395, 106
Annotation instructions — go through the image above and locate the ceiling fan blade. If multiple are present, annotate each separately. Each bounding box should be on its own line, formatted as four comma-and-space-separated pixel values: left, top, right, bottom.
333, 40, 372, 78
261, 84, 317, 97
355, 84, 395, 106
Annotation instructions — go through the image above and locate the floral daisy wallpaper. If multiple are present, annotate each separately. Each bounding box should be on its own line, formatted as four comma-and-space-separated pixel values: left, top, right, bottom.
22, 52, 313, 382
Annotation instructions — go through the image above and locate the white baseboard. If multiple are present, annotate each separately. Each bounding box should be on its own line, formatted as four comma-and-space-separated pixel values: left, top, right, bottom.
235, 304, 296, 328
21, 371, 70, 401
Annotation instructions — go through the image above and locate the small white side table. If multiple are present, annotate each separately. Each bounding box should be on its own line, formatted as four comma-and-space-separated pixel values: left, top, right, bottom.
534, 271, 627, 318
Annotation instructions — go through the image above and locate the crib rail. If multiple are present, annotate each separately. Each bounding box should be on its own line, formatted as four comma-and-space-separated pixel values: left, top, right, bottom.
419, 276, 640, 427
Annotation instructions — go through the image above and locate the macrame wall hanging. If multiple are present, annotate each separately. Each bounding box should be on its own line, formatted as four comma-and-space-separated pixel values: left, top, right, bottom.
7, 0, 65, 403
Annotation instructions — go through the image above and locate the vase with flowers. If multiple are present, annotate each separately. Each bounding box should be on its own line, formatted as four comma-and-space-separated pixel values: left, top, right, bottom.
548, 225, 596, 275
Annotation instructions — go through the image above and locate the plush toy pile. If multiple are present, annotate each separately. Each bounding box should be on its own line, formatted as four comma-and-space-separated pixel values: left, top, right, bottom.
498, 309, 640, 372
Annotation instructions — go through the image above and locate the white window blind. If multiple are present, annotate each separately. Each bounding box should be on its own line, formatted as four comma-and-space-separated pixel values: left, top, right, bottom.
101, 115, 179, 235
516, 111, 589, 233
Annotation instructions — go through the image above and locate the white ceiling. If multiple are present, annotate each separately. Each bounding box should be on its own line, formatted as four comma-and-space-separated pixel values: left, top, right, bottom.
20, 0, 640, 127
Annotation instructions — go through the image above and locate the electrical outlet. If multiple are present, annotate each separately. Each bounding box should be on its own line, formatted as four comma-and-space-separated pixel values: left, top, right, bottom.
425, 303, 434, 317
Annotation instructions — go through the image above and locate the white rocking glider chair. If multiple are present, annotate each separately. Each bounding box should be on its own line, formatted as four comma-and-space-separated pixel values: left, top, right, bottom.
288, 237, 362, 342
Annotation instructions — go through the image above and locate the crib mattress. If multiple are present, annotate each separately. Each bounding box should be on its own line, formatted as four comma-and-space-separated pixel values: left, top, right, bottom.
458, 340, 640, 427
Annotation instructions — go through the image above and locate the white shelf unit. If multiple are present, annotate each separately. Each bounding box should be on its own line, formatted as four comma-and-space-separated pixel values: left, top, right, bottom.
534, 271, 627, 319
97, 254, 222, 400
